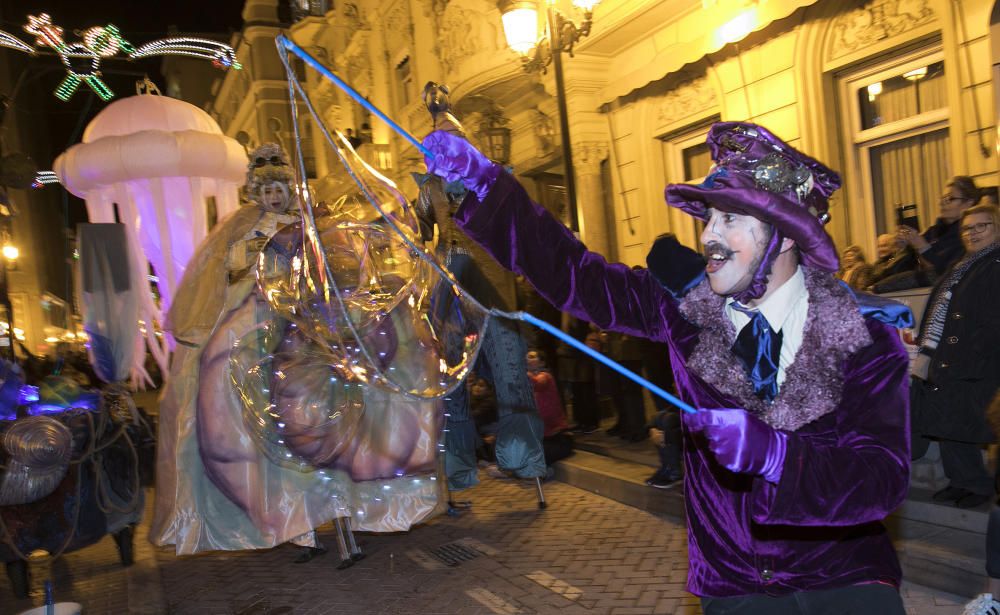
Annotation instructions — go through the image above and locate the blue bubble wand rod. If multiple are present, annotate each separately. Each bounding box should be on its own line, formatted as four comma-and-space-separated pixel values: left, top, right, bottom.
276, 34, 697, 415
277, 36, 432, 158
515, 312, 696, 414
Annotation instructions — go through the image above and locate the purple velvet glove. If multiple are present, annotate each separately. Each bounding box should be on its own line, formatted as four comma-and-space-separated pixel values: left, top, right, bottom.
685, 408, 788, 483
422, 130, 502, 202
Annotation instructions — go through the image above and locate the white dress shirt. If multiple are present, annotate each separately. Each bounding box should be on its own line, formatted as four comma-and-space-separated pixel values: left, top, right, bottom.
725, 267, 809, 390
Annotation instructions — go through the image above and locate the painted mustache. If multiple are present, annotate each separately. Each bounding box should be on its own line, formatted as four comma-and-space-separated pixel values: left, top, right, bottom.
703, 242, 735, 263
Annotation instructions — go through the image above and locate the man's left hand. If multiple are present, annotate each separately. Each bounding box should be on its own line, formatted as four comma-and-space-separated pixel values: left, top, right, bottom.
422, 130, 500, 202
684, 408, 788, 483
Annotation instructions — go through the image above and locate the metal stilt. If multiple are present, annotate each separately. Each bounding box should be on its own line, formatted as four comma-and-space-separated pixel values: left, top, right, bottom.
333, 517, 353, 569
343, 517, 364, 561
535, 476, 547, 509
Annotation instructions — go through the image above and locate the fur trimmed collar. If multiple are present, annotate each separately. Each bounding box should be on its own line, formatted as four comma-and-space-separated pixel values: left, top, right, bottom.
678, 267, 872, 431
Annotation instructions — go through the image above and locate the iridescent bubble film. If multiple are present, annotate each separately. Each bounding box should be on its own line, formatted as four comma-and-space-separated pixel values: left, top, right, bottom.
230, 63, 491, 478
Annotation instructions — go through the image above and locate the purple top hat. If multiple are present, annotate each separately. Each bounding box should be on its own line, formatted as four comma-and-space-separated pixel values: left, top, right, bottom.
665, 122, 841, 273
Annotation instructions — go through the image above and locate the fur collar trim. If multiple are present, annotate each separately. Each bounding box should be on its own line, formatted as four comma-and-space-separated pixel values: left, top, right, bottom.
678, 267, 872, 431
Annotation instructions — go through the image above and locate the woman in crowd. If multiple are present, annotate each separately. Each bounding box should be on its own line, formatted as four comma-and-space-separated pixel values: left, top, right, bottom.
839, 244, 873, 290
872, 177, 979, 292
899, 176, 980, 273
911, 204, 1000, 509
526, 349, 573, 467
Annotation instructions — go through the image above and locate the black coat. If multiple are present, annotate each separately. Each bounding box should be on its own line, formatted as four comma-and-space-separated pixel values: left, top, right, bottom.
911, 244, 1000, 442
921, 218, 964, 275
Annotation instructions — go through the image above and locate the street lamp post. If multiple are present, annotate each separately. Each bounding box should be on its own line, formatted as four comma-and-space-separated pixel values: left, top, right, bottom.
0, 234, 17, 360
497, 0, 600, 232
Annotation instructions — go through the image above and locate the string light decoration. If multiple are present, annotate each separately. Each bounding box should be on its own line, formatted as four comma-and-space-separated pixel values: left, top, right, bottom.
0, 13, 241, 102
32, 171, 60, 189
130, 37, 242, 69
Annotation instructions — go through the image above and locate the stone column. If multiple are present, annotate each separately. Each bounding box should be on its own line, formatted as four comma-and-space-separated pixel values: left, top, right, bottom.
574, 141, 610, 257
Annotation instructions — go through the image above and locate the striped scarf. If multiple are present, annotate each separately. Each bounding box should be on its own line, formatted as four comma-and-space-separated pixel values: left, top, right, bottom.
919, 241, 1000, 352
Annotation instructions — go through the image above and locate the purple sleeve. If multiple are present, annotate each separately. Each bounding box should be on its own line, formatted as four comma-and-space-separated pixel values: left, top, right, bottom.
454, 172, 679, 342
751, 320, 911, 526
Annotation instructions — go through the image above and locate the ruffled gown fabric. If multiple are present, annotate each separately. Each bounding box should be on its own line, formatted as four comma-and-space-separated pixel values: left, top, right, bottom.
150, 207, 444, 554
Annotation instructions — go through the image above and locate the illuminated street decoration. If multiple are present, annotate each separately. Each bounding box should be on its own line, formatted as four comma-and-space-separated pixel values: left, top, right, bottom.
130, 37, 242, 69
32, 171, 60, 188
0, 13, 241, 102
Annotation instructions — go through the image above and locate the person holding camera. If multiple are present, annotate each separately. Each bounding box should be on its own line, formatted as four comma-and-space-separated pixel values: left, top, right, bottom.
870, 177, 978, 293
897, 176, 979, 276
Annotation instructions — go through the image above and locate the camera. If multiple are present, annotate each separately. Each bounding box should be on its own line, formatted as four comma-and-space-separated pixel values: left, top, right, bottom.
895, 203, 920, 231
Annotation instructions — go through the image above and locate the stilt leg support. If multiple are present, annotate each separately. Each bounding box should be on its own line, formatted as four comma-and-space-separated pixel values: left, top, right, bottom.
535, 476, 547, 509
343, 517, 364, 562
333, 517, 353, 569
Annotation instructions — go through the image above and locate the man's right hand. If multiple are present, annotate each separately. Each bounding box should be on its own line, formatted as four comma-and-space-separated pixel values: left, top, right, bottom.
422, 130, 501, 202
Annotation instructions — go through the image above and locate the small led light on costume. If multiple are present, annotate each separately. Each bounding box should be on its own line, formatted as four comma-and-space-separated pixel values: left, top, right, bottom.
18, 385, 40, 404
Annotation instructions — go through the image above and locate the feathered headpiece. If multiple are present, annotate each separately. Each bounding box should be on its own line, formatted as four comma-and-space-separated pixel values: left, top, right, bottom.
245, 142, 294, 195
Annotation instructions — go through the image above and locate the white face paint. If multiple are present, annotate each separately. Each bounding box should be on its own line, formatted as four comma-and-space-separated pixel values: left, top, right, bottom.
258, 181, 291, 212
700, 208, 772, 298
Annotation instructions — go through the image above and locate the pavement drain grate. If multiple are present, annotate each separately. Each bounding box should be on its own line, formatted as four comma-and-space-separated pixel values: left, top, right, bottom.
427, 541, 484, 567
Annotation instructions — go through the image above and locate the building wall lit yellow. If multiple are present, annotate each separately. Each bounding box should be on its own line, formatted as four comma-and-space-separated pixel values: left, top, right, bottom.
207, 0, 998, 270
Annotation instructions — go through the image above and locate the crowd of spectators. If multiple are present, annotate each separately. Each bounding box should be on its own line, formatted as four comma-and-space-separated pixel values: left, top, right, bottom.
835, 178, 1000, 511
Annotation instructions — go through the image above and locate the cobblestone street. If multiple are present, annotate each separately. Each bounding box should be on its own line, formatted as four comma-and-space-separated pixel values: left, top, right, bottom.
152, 477, 697, 615
1, 472, 971, 614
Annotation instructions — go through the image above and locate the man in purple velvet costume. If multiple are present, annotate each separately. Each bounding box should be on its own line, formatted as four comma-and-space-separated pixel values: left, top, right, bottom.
421, 122, 911, 614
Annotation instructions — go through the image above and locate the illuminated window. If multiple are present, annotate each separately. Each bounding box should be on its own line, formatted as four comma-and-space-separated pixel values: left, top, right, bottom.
395, 56, 414, 108
660, 119, 718, 246
839, 48, 949, 240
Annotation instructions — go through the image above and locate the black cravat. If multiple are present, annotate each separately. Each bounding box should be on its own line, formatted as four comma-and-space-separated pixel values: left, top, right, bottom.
730, 304, 784, 402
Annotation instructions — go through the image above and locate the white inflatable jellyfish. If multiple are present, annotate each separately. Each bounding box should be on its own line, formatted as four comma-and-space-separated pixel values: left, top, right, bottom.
54, 93, 247, 377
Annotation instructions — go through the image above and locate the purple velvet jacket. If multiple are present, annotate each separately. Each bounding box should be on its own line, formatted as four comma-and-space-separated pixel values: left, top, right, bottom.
455, 172, 911, 598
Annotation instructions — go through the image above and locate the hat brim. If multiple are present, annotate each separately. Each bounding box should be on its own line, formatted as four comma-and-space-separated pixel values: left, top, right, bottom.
665, 178, 839, 273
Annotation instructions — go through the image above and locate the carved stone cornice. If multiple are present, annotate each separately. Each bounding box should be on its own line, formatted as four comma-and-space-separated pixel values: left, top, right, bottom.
655, 77, 716, 127
574, 141, 609, 175
439, 5, 493, 74
383, 0, 414, 55
418, 0, 449, 19
829, 0, 935, 60
338, 32, 373, 95
341, 2, 370, 31
531, 109, 557, 159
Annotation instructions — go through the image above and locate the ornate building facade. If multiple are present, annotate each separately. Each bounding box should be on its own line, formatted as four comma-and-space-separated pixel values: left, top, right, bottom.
209, 0, 999, 265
